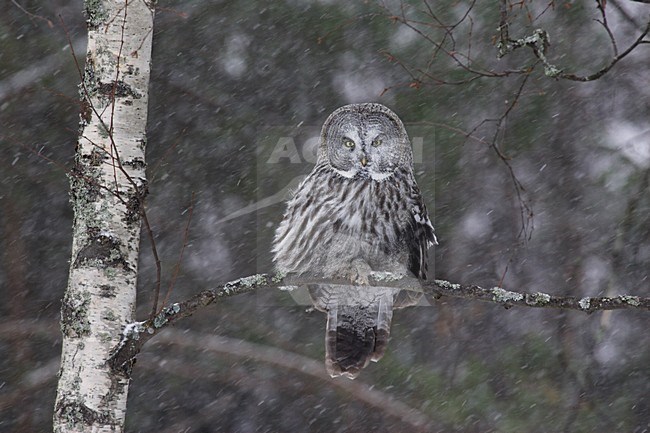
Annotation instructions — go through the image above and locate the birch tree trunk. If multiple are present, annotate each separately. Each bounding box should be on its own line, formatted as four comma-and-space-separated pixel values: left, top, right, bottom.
54, 0, 154, 431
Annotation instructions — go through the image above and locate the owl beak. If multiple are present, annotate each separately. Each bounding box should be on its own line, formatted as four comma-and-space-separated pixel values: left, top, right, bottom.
360, 156, 368, 167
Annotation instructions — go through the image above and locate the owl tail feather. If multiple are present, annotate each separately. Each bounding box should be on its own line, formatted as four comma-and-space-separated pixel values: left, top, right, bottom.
324, 294, 394, 379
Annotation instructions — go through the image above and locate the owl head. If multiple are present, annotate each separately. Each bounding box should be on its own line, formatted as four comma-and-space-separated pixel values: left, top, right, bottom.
317, 103, 413, 181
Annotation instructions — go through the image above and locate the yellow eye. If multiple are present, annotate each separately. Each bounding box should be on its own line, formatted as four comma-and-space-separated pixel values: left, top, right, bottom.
371, 138, 382, 147
343, 139, 355, 149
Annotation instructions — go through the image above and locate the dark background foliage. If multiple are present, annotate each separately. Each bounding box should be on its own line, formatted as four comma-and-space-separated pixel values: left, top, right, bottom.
1, 1, 649, 431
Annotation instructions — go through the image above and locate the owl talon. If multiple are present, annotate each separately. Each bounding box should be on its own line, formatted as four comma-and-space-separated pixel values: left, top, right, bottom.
352, 274, 369, 285
346, 259, 371, 285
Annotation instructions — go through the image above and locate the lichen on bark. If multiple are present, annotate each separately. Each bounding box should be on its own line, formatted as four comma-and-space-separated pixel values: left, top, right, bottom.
54, 0, 155, 431
60, 290, 92, 338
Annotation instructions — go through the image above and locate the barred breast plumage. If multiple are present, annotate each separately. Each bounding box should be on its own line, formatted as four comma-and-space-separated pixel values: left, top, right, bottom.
272, 103, 436, 378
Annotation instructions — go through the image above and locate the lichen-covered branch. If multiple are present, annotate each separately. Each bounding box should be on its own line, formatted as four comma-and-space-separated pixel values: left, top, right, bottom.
498, 15, 650, 81
108, 272, 649, 374
428, 279, 648, 313
108, 274, 284, 375
385, 1, 649, 85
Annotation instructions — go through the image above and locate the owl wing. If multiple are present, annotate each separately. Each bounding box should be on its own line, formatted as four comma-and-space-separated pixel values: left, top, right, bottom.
272, 166, 328, 274
407, 187, 437, 280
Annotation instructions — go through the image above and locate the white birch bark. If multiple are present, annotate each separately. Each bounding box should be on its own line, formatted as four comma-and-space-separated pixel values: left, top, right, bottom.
54, 0, 154, 431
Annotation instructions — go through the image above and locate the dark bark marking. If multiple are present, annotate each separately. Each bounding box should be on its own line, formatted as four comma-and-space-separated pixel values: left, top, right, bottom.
98, 284, 117, 298
60, 292, 91, 338
73, 227, 129, 270
55, 397, 112, 427
98, 80, 141, 99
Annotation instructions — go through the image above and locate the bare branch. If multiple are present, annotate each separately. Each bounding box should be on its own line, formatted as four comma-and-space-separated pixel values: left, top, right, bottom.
498, 18, 650, 81
596, 0, 619, 57
108, 272, 650, 376
389, 2, 648, 84
108, 274, 284, 375
0, 321, 436, 430
150, 330, 436, 430
159, 192, 196, 311
428, 278, 648, 313
10, 0, 54, 27
559, 19, 650, 81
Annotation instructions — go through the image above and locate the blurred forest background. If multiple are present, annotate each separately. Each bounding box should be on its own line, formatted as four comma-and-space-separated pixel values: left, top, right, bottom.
1, 0, 649, 432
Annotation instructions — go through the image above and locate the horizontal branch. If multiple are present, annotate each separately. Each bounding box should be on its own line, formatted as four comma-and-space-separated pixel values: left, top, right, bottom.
108, 273, 649, 375
107, 274, 285, 375
429, 279, 648, 312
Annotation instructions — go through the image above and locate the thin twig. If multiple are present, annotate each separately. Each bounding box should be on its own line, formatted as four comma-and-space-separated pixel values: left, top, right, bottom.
160, 192, 196, 311
144, 210, 163, 319
455, 72, 535, 239
149, 128, 186, 181
107, 0, 130, 194
596, 0, 619, 57
11, 0, 54, 27
17, 140, 130, 208
559, 20, 650, 81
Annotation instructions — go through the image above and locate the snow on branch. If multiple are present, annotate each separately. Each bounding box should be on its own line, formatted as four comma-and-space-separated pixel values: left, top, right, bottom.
108, 272, 649, 375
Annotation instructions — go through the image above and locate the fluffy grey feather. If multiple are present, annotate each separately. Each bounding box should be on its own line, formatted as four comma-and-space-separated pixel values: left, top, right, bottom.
273, 103, 436, 378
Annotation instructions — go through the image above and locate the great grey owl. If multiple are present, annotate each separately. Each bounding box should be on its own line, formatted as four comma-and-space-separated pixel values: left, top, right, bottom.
273, 103, 436, 378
